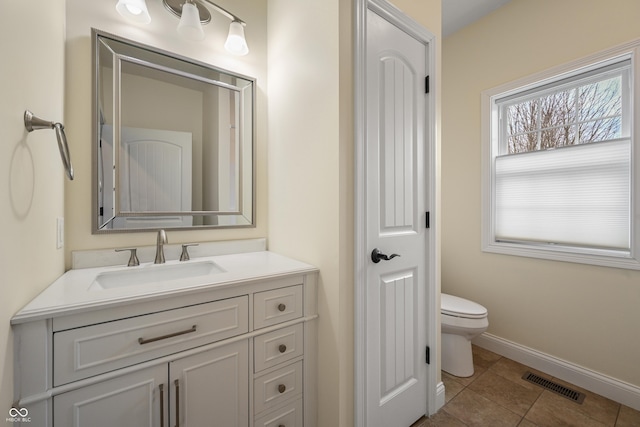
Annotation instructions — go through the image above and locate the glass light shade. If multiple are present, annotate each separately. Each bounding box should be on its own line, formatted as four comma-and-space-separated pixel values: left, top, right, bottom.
177, 3, 205, 41
224, 21, 249, 56
115, 0, 151, 24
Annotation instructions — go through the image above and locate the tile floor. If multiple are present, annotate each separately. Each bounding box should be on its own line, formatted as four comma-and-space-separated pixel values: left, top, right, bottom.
411, 346, 640, 427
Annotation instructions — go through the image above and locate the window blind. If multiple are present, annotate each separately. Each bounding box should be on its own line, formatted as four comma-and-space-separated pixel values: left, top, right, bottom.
494, 139, 631, 250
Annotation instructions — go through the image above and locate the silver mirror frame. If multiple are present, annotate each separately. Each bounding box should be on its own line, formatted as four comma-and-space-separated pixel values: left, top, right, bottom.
91, 29, 256, 233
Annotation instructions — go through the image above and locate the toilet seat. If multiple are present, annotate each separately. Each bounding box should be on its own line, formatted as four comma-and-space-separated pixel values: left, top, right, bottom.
441, 293, 487, 319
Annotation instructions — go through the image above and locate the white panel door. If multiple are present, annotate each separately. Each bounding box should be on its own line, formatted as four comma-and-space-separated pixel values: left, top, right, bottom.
365, 7, 428, 427
53, 364, 167, 427
169, 340, 249, 427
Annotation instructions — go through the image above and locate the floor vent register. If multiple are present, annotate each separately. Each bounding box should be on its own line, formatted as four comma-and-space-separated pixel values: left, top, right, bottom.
522, 371, 586, 404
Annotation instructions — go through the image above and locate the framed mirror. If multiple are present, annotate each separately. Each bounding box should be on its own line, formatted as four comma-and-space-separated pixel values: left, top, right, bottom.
92, 29, 255, 233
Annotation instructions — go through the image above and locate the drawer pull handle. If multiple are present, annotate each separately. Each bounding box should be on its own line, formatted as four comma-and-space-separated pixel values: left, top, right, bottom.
278, 303, 286, 312
279, 344, 287, 353
175, 379, 180, 427
138, 325, 197, 345
159, 384, 165, 427
278, 384, 286, 394
279, 425, 285, 427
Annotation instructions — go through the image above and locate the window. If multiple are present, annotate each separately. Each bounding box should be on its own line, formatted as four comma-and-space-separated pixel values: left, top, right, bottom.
482, 43, 640, 269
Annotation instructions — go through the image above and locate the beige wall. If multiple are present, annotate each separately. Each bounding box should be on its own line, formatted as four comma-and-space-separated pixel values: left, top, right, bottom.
64, 0, 268, 264
268, 0, 440, 426
443, 0, 640, 387
267, 3, 343, 426
0, 0, 66, 410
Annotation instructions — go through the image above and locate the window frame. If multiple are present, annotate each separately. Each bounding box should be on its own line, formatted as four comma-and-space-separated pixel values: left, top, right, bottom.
481, 40, 640, 269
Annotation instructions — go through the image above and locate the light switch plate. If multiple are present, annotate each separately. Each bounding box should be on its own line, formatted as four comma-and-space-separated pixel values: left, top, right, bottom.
57, 217, 64, 249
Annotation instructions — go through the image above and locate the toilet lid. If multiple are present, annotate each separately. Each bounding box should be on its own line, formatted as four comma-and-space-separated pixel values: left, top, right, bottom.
441, 293, 487, 319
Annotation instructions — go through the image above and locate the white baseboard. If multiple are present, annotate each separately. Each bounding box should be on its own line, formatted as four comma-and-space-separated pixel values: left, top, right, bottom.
473, 333, 640, 411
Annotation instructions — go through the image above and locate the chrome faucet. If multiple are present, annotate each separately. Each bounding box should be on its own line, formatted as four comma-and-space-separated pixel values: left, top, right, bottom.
154, 229, 167, 264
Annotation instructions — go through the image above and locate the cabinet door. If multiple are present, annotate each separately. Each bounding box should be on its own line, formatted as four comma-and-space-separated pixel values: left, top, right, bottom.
53, 364, 167, 427
170, 340, 249, 427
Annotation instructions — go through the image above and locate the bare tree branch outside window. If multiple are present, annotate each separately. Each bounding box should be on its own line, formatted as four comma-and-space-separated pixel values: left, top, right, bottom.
506, 76, 622, 154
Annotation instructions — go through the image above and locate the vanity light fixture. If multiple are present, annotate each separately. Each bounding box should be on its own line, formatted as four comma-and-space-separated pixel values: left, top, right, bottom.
115, 0, 249, 56
115, 0, 151, 24
175, 0, 206, 40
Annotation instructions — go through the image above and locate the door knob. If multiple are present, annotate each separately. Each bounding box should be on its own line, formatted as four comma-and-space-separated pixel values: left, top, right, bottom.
371, 248, 401, 263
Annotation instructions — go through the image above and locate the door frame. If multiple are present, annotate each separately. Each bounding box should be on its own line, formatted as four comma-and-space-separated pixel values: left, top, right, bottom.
354, 0, 442, 425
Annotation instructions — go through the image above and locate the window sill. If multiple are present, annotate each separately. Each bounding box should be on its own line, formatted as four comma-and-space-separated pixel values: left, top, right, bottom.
482, 240, 640, 270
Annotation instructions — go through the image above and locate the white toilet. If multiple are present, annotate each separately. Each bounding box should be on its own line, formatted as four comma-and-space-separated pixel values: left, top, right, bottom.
441, 293, 489, 377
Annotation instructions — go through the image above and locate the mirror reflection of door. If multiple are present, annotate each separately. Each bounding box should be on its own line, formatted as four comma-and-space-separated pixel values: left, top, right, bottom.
114, 127, 193, 229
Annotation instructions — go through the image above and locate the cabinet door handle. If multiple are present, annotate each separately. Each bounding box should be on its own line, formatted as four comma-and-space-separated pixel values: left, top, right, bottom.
278, 303, 286, 312
278, 344, 287, 353
159, 384, 165, 427
174, 379, 180, 427
138, 325, 197, 345
278, 384, 286, 394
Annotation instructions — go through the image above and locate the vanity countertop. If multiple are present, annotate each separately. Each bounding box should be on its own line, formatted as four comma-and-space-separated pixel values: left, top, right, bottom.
12, 251, 317, 324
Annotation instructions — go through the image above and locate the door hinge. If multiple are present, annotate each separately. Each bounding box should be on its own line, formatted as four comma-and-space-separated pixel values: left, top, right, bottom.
426, 211, 430, 229
425, 75, 430, 94
426, 346, 430, 364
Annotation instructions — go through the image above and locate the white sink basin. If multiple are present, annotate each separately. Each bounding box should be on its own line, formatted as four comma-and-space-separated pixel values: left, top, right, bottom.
90, 261, 225, 290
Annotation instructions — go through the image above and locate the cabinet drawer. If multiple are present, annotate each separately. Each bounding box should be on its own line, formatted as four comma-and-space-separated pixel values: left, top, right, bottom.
53, 296, 248, 386
254, 398, 303, 427
254, 285, 303, 329
254, 361, 303, 415
254, 323, 303, 372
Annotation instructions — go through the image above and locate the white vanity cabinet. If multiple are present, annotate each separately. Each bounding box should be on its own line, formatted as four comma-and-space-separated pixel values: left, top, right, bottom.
53, 364, 166, 426
53, 340, 249, 427
12, 251, 317, 427
170, 341, 249, 426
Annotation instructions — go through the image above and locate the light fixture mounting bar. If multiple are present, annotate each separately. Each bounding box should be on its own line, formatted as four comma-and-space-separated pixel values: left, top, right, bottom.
163, 0, 245, 25
200, 0, 246, 25
163, 0, 211, 23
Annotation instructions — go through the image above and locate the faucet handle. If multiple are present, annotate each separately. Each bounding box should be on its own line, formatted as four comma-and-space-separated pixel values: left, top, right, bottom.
115, 248, 140, 267
180, 244, 199, 261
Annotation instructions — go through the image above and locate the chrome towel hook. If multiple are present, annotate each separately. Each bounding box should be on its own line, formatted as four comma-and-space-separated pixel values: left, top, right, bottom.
24, 110, 74, 180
